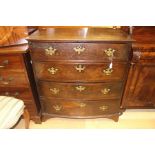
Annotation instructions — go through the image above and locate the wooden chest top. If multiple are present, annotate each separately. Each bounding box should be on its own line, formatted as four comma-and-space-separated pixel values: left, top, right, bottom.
27, 27, 133, 42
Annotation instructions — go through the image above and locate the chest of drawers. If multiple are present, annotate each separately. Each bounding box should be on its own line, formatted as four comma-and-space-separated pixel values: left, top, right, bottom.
28, 27, 132, 122
0, 45, 41, 123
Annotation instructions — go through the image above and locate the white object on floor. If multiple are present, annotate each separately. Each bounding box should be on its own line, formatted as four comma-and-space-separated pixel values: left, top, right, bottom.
0, 96, 25, 129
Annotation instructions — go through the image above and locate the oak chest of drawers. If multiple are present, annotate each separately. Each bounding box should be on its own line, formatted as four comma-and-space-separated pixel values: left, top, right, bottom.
28, 27, 132, 122
0, 45, 41, 123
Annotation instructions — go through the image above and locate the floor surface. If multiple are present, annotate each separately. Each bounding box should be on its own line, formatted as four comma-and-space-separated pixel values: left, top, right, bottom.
15, 109, 155, 129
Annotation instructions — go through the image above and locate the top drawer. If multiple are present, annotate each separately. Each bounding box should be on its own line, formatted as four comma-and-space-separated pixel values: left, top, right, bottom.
30, 42, 129, 61
0, 54, 25, 71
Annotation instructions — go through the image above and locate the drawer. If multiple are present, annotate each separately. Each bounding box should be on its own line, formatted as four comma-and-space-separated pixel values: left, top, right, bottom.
30, 42, 129, 61
41, 98, 120, 117
0, 54, 25, 71
0, 71, 28, 87
38, 81, 123, 100
0, 87, 33, 100
34, 62, 128, 82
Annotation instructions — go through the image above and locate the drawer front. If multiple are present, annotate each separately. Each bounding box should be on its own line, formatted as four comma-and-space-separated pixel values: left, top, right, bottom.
0, 54, 25, 71
34, 62, 128, 82
30, 43, 129, 61
0, 71, 28, 87
0, 87, 33, 100
38, 81, 123, 100
41, 98, 120, 117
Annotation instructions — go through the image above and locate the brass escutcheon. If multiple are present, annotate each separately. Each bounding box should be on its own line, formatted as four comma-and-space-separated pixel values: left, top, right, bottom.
75, 64, 85, 72
101, 88, 111, 95
14, 92, 19, 96
73, 46, 85, 54
0, 76, 13, 85
75, 86, 86, 92
0, 60, 9, 68
104, 48, 116, 57
79, 103, 86, 108
99, 105, 108, 111
103, 68, 113, 75
5, 92, 9, 96
48, 67, 58, 74
45, 46, 57, 56
50, 88, 59, 95
53, 105, 62, 111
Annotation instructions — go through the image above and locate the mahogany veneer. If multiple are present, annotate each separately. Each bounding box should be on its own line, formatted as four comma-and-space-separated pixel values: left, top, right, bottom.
28, 27, 132, 122
0, 45, 41, 123
122, 26, 155, 109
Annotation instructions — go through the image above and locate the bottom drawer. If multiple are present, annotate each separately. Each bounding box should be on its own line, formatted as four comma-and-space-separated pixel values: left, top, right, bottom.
0, 87, 33, 100
41, 98, 120, 117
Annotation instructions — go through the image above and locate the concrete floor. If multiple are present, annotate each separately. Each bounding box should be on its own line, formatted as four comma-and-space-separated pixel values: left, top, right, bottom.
16, 109, 155, 129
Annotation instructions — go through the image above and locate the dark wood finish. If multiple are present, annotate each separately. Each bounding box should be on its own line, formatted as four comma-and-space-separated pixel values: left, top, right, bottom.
0, 54, 25, 70
122, 61, 155, 108
0, 71, 29, 87
122, 26, 155, 109
132, 26, 155, 43
0, 87, 33, 100
41, 98, 120, 117
28, 27, 131, 122
132, 43, 155, 60
23, 52, 41, 120
33, 62, 128, 82
27, 27, 132, 42
38, 81, 123, 100
41, 112, 120, 122
0, 45, 41, 123
30, 42, 129, 61
0, 44, 28, 54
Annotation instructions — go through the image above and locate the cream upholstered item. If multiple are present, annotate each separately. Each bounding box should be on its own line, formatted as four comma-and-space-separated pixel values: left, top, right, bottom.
0, 96, 26, 129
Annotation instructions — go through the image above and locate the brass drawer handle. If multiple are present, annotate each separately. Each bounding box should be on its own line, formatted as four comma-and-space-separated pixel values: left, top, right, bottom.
48, 67, 58, 74
73, 46, 85, 54
75, 86, 86, 92
104, 48, 115, 57
3, 81, 10, 85
99, 105, 108, 111
50, 88, 59, 95
79, 103, 86, 108
4, 92, 19, 97
45, 46, 57, 56
0, 76, 14, 85
75, 64, 85, 72
101, 88, 111, 95
14, 92, 19, 96
5, 92, 9, 96
0, 60, 9, 68
53, 105, 62, 111
103, 68, 113, 75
